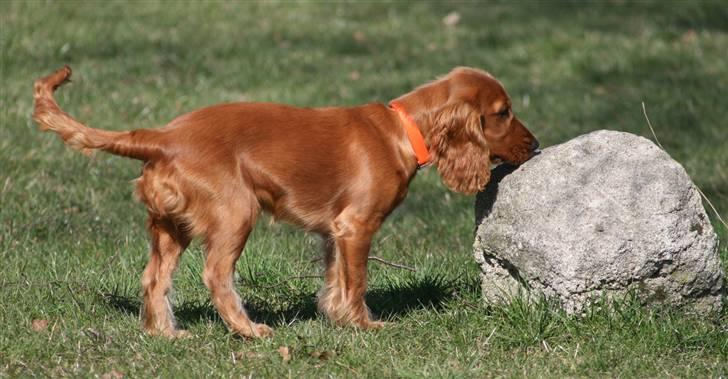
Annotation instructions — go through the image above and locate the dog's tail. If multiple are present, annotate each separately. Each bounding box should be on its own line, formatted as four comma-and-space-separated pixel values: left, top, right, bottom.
33, 66, 162, 161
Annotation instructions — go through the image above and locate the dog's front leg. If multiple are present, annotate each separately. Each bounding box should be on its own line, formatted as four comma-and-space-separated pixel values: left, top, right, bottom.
317, 215, 384, 329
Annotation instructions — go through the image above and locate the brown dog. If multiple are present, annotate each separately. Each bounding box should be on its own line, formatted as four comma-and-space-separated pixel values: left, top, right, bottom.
33, 66, 538, 338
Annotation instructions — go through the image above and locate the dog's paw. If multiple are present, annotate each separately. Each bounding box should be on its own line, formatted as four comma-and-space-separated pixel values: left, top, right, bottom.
233, 323, 274, 339
253, 323, 274, 338
147, 327, 192, 339
358, 319, 388, 330
169, 329, 192, 339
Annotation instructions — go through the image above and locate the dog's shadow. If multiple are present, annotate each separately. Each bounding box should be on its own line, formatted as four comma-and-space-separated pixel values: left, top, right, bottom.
101, 273, 457, 329
99, 165, 519, 331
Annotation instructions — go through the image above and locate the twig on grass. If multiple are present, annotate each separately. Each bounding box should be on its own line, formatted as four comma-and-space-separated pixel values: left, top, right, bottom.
65, 282, 83, 310
287, 275, 324, 279
245, 254, 417, 290
367, 256, 417, 272
310, 255, 417, 272
241, 275, 323, 290
641, 102, 728, 231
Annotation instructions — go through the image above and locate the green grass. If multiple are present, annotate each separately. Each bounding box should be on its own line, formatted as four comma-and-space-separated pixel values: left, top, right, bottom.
1, 0, 727, 377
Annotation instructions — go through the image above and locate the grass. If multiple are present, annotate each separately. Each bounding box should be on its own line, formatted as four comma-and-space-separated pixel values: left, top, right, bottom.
1, 0, 727, 377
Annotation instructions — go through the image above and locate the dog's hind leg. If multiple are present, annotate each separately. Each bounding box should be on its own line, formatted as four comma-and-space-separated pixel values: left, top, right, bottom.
141, 216, 190, 338
202, 195, 272, 339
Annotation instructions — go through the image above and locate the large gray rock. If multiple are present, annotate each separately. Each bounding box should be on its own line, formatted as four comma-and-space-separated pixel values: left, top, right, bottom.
474, 130, 725, 314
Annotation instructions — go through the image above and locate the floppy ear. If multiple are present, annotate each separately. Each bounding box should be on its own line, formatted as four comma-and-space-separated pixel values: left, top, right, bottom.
429, 102, 491, 194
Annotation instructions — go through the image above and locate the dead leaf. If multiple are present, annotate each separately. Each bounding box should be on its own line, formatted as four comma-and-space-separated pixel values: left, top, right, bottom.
353, 31, 366, 43
310, 350, 336, 361
101, 370, 124, 379
278, 346, 291, 363
350, 71, 361, 81
442, 11, 461, 27
234, 351, 264, 361
681, 29, 697, 44
31, 319, 48, 332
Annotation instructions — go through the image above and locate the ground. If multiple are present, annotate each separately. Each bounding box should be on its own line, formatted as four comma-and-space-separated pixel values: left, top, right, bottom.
1, 1, 726, 377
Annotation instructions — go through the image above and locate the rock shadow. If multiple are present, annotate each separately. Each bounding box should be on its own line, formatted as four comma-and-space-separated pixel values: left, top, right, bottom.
475, 164, 519, 226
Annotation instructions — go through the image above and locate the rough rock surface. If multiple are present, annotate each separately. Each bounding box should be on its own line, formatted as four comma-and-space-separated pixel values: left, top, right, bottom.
474, 130, 725, 314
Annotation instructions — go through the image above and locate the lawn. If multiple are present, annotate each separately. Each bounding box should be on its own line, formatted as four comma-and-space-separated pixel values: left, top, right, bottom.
1, 1, 726, 377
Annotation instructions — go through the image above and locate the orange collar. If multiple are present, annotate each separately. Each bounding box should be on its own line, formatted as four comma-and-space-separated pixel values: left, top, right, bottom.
390, 102, 431, 167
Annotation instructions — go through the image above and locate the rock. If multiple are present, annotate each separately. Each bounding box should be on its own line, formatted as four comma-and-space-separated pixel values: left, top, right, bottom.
473, 130, 725, 314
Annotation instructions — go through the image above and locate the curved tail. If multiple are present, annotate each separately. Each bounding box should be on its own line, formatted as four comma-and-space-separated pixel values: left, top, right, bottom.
33, 66, 162, 161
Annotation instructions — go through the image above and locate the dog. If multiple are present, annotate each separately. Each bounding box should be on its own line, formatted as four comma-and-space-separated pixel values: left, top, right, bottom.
33, 66, 539, 338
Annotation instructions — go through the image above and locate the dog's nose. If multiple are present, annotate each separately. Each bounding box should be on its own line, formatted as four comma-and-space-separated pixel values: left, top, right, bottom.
530, 139, 540, 151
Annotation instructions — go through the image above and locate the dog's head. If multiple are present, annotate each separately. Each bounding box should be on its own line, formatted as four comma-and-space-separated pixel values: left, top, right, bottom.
394, 67, 539, 194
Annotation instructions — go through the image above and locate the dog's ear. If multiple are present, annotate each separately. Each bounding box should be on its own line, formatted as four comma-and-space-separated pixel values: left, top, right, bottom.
429, 101, 491, 194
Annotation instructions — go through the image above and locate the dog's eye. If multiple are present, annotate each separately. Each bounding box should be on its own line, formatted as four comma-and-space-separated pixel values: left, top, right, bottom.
498, 108, 510, 118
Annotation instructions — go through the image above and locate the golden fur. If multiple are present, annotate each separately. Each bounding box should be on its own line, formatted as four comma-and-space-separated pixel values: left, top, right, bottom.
32, 66, 538, 338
